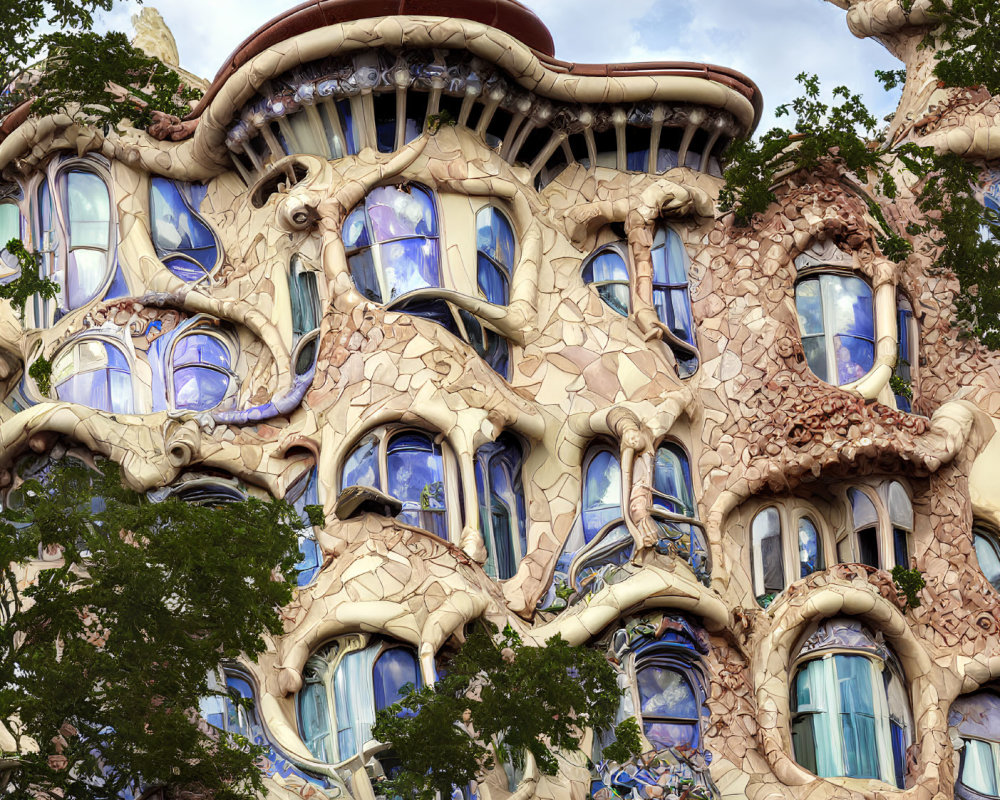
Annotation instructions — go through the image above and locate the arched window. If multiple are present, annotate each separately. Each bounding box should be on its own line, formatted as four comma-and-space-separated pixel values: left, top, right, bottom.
974, 525, 1000, 593
796, 274, 875, 386
791, 619, 912, 788
798, 516, 824, 577
474, 433, 527, 580
848, 488, 880, 569
149, 177, 220, 283
0, 198, 22, 280
751, 507, 784, 605
887, 481, 913, 569
894, 293, 917, 412
651, 227, 698, 377
298, 637, 421, 765
200, 671, 264, 742
582, 447, 622, 543
168, 328, 236, 411
289, 253, 321, 340
50, 337, 133, 414
344, 184, 439, 303
340, 429, 454, 540
288, 466, 322, 587
60, 168, 115, 309
652, 442, 696, 517
950, 690, 1000, 799
582, 245, 630, 316
476, 207, 515, 305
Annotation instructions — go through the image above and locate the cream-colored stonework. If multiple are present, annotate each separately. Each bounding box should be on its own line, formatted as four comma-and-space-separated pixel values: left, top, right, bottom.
2, 4, 1000, 800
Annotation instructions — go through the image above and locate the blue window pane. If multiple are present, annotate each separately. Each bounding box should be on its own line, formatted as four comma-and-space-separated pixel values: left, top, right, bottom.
164, 255, 212, 283
798, 517, 822, 577
173, 334, 230, 368
801, 336, 829, 383
643, 721, 698, 750
626, 149, 649, 172
835, 655, 880, 780
373, 648, 420, 711
343, 207, 370, 250
652, 444, 695, 517
173, 366, 230, 410
379, 238, 440, 300
299, 680, 333, 762
477, 253, 509, 305
583, 450, 621, 543
893, 527, 909, 569
392, 297, 461, 337
458, 310, 509, 379
637, 667, 698, 718
585, 251, 629, 283
835, 336, 875, 385
796, 279, 824, 336
348, 249, 381, 303
366, 186, 436, 240
387, 432, 446, 537
475, 434, 525, 580
150, 177, 219, 282
476, 207, 515, 267
342, 435, 380, 490
824, 275, 873, 339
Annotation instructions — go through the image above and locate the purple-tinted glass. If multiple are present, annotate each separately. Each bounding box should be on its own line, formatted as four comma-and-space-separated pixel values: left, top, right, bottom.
348, 250, 381, 303
387, 432, 447, 537
643, 721, 698, 751
150, 177, 219, 281
584, 251, 629, 284
379, 238, 439, 299
342, 435, 380, 490
342, 207, 370, 251
173, 366, 230, 410
173, 334, 230, 368
476, 208, 514, 267
637, 666, 698, 717
366, 186, 436, 240
835, 336, 875, 385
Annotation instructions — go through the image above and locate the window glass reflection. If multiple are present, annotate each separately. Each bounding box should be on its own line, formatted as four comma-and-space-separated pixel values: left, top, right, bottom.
386, 432, 446, 537
150, 177, 219, 283
796, 274, 875, 386
51, 338, 133, 414
582, 247, 630, 316
975, 528, 1000, 592
170, 332, 233, 411
798, 516, 823, 577
476, 207, 515, 305
475, 434, 527, 580
345, 184, 439, 303
651, 227, 698, 377
583, 449, 622, 543
751, 507, 784, 603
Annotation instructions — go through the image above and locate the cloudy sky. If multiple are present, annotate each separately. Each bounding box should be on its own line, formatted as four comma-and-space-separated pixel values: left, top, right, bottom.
96, 0, 903, 134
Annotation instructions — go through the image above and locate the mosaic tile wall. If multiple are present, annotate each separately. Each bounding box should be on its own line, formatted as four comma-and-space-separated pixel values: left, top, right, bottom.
3, 2, 1000, 799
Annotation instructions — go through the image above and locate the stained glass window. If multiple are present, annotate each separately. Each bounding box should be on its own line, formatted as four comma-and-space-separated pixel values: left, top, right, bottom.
51, 338, 133, 414
170, 331, 233, 411
796, 274, 875, 386
476, 207, 515, 305
150, 177, 220, 283
582, 246, 630, 316
475, 434, 527, 580
344, 184, 439, 303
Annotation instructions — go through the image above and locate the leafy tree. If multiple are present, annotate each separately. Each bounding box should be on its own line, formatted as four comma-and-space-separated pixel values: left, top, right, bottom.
371, 622, 639, 800
927, 0, 1000, 95
1, 1, 201, 130
0, 457, 302, 800
719, 71, 1000, 347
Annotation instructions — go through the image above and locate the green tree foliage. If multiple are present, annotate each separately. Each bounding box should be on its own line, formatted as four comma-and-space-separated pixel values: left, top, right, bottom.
0, 457, 302, 800
1, 1, 201, 130
0, 239, 59, 325
371, 623, 635, 800
927, 0, 1000, 95
892, 565, 927, 610
719, 71, 1000, 347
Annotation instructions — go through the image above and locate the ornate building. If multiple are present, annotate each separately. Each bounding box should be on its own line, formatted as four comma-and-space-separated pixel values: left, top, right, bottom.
3, 0, 1000, 799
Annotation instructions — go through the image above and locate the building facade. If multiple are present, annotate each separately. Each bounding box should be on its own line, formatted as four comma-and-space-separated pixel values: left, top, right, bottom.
3, 0, 1000, 799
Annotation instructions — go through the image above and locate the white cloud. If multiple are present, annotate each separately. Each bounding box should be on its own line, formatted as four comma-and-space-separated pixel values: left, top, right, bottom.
93, 0, 903, 134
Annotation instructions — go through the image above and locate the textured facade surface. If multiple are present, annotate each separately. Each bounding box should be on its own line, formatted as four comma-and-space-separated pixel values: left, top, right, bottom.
3, 1, 1000, 799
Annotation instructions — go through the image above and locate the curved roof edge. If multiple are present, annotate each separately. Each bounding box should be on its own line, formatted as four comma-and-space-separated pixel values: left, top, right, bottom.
186, 0, 762, 131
